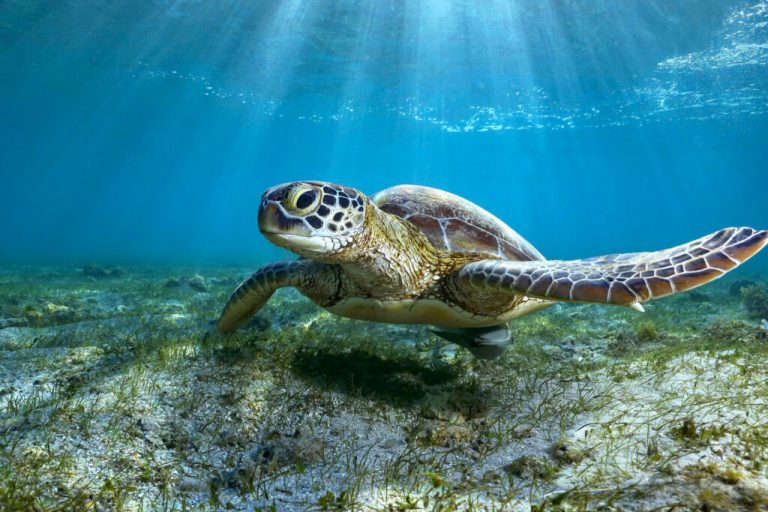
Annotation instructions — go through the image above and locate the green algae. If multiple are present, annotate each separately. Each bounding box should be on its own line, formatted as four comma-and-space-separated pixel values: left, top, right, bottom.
636, 320, 660, 342
741, 284, 768, 319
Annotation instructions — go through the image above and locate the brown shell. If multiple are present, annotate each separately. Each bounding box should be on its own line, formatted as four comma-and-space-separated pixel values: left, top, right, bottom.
371, 185, 544, 261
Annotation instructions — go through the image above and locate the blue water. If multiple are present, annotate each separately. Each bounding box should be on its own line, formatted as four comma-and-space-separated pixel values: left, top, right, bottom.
1, 0, 767, 268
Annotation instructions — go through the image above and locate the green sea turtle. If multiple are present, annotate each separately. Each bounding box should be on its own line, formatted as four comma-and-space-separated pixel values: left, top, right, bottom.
218, 181, 767, 358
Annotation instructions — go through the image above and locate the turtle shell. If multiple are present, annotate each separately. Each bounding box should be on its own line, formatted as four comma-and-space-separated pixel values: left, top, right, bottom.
371, 185, 544, 262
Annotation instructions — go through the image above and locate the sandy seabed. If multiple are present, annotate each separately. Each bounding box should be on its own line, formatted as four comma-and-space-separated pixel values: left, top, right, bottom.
1, 264, 768, 511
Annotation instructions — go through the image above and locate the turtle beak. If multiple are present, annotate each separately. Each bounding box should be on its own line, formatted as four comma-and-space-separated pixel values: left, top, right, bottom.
259, 202, 330, 254
258, 201, 311, 238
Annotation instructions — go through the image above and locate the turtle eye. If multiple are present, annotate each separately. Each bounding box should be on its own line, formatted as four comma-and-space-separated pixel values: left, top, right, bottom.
287, 187, 320, 213
296, 190, 317, 209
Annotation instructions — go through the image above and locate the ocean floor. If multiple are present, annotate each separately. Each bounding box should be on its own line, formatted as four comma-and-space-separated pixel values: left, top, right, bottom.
1, 264, 768, 511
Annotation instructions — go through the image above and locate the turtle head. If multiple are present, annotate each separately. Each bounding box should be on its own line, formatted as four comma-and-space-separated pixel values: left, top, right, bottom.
258, 181, 369, 259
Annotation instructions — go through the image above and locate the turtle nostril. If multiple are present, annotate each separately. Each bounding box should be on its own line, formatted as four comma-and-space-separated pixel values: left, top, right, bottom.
266, 188, 283, 202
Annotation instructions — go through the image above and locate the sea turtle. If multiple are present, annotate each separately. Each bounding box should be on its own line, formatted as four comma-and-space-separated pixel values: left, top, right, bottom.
218, 181, 767, 358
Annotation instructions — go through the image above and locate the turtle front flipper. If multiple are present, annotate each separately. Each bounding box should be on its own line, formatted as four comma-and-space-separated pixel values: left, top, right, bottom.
218, 260, 335, 333
454, 227, 768, 308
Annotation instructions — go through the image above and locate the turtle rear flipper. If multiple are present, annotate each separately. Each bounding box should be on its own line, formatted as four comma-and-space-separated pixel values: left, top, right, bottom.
455, 227, 768, 307
431, 325, 512, 360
